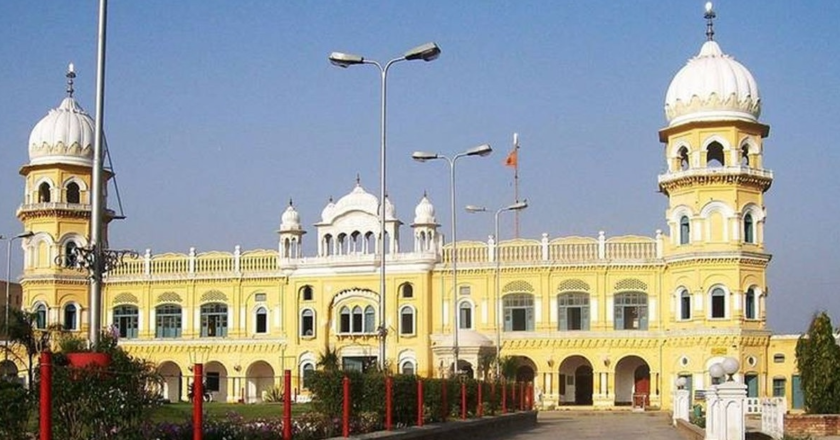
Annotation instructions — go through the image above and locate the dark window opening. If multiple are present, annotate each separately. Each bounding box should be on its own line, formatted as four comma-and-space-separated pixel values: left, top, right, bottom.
706, 142, 725, 167
66, 182, 80, 204
256, 308, 268, 333
38, 182, 51, 203
711, 288, 726, 318
680, 216, 690, 245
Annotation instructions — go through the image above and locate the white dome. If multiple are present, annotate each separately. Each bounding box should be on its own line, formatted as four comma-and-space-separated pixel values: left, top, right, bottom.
280, 201, 302, 231
413, 195, 436, 225
664, 40, 761, 126
320, 198, 336, 223
28, 96, 95, 167
322, 182, 379, 223
384, 195, 396, 220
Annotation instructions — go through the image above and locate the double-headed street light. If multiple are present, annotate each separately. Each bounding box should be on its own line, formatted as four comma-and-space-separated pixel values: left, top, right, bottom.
329, 42, 441, 372
465, 201, 528, 379
412, 144, 492, 376
4, 231, 34, 360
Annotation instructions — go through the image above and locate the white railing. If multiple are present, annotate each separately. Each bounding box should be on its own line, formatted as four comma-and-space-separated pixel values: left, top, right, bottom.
761, 397, 786, 440
746, 397, 761, 414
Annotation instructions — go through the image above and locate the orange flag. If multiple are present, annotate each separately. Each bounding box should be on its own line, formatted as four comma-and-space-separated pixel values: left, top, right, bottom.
504, 148, 518, 168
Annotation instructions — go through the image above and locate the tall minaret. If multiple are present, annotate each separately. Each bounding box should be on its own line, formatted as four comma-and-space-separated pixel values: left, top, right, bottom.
659, 3, 772, 329
18, 65, 114, 334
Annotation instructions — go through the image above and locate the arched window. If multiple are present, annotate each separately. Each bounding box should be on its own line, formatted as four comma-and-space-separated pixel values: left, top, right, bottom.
400, 306, 415, 335
401, 283, 414, 299
680, 289, 692, 320
678, 147, 690, 170
113, 305, 138, 339
557, 292, 590, 331
66, 182, 80, 204
401, 361, 416, 375
745, 288, 756, 320
706, 141, 725, 167
155, 304, 182, 338
323, 235, 333, 256
680, 216, 690, 245
744, 214, 755, 244
301, 309, 315, 337
38, 182, 51, 203
64, 241, 79, 268
363, 306, 375, 333
351, 306, 363, 333
300, 285, 313, 301
459, 301, 472, 330
741, 144, 750, 166
711, 288, 726, 318
503, 294, 534, 332
255, 306, 268, 333
34, 303, 47, 329
63, 304, 77, 330
302, 362, 315, 389
200, 303, 228, 337
614, 292, 648, 330
339, 306, 351, 333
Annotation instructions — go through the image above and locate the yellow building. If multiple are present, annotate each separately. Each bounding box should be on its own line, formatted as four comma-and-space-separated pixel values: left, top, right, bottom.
11, 9, 805, 410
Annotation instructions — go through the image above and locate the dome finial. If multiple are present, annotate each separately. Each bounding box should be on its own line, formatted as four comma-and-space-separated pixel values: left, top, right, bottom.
704, 2, 716, 41
66, 63, 76, 97
355, 173, 361, 186
288, 198, 294, 206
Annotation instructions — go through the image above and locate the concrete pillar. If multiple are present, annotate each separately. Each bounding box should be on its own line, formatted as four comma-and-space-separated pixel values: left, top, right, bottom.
673, 388, 690, 425
717, 381, 747, 440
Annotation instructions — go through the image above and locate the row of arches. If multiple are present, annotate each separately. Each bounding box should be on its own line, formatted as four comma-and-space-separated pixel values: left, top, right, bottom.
672, 202, 764, 246
29, 177, 87, 204
668, 137, 762, 172
676, 286, 763, 321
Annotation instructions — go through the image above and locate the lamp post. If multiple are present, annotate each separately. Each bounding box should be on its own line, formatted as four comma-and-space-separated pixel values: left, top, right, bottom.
412, 144, 493, 375
465, 201, 528, 379
329, 42, 440, 371
4, 231, 34, 360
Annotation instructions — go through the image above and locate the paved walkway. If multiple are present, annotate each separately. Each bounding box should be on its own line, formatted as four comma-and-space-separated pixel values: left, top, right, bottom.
489, 411, 683, 440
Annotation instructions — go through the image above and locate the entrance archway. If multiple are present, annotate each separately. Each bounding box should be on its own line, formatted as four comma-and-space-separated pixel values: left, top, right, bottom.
158, 361, 182, 403
558, 355, 593, 405
614, 355, 650, 406
246, 361, 276, 403
205, 361, 229, 402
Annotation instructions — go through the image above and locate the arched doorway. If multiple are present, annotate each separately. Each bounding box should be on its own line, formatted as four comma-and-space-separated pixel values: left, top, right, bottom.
557, 355, 593, 405
158, 361, 182, 403
205, 361, 229, 402
614, 355, 650, 406
453, 359, 474, 379
246, 361, 276, 403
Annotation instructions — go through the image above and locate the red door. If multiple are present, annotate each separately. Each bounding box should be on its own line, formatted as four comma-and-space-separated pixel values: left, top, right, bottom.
634, 365, 650, 407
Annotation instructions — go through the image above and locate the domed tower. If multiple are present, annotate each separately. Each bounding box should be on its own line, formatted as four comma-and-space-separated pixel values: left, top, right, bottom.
278, 200, 305, 258
659, 4, 772, 329
17, 65, 114, 334
411, 192, 440, 253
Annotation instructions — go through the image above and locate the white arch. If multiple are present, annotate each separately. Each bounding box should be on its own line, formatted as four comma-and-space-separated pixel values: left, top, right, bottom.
31, 176, 56, 204
398, 349, 417, 374
706, 284, 731, 319
738, 136, 761, 156
701, 134, 732, 152
399, 304, 417, 335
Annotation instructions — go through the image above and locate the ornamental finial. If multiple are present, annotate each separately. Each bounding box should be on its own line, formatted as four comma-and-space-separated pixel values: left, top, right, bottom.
704, 2, 716, 41
66, 62, 76, 97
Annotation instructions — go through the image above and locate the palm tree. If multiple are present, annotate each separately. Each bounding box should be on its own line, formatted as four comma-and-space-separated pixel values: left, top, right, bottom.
6, 309, 63, 385
499, 356, 519, 381
317, 346, 340, 372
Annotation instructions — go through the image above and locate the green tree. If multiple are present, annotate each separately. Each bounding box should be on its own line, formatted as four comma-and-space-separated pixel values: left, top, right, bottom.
795, 311, 840, 414
6, 309, 64, 385
499, 356, 519, 381
317, 346, 340, 372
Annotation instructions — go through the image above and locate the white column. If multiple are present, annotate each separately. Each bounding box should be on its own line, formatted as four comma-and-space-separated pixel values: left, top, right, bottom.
717, 381, 748, 440
673, 389, 690, 425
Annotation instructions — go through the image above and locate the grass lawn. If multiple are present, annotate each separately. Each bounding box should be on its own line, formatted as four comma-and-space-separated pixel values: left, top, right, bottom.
151, 402, 314, 423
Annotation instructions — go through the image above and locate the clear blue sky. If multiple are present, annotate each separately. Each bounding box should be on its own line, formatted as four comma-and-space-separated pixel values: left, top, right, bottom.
1, 1, 838, 334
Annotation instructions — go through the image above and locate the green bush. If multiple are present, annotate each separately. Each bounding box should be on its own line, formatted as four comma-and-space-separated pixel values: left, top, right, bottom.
0, 380, 33, 440
795, 311, 840, 414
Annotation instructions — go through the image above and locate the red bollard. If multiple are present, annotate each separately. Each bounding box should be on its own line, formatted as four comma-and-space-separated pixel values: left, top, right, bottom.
343, 376, 351, 438
417, 379, 424, 427
477, 381, 483, 417
385, 376, 393, 430
39, 351, 52, 440
511, 382, 517, 412
501, 381, 507, 414
461, 381, 466, 420
520, 382, 525, 411
193, 363, 204, 440
283, 370, 292, 440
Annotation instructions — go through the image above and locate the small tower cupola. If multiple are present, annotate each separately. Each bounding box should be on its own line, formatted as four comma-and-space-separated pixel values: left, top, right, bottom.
278, 199, 305, 259
411, 192, 440, 253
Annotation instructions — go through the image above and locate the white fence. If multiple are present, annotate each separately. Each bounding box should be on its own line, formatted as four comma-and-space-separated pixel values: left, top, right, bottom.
760, 397, 786, 440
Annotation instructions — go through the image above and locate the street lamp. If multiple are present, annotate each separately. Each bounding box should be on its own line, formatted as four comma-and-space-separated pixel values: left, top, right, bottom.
412, 143, 493, 376
329, 42, 441, 372
465, 201, 528, 379
4, 231, 34, 360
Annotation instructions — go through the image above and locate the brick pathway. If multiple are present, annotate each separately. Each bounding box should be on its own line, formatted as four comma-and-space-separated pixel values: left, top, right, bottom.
490, 411, 684, 440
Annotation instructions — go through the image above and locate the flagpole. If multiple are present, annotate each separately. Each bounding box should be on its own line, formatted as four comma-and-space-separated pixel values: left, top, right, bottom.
513, 133, 520, 238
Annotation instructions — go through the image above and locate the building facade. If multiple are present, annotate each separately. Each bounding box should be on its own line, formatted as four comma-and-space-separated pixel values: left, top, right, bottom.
12, 10, 805, 409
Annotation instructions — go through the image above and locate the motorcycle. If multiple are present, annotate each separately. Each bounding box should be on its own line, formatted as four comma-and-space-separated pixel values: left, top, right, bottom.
187, 381, 213, 403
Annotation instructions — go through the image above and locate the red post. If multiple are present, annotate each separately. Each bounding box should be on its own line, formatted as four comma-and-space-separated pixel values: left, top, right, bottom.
283, 370, 292, 440
501, 381, 507, 414
342, 376, 350, 438
477, 381, 483, 418
193, 363, 204, 440
385, 376, 393, 430
460, 381, 466, 420
520, 382, 525, 411
417, 379, 424, 427
39, 351, 52, 440
441, 379, 448, 421
511, 382, 516, 412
